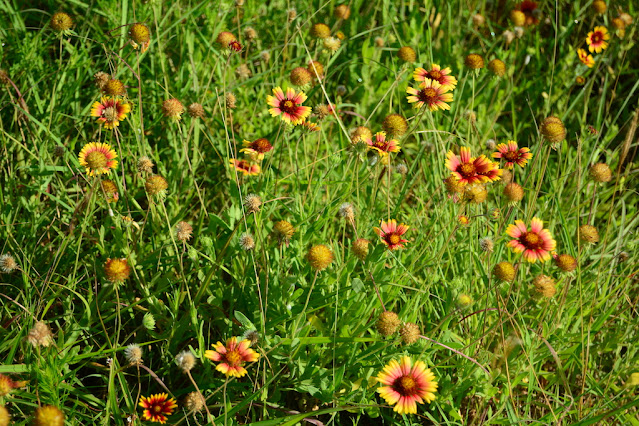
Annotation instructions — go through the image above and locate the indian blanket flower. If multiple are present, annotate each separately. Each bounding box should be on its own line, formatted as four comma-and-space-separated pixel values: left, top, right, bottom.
506, 217, 557, 262
90, 96, 131, 129
413, 64, 457, 90
376, 356, 438, 415
240, 138, 273, 161
204, 336, 260, 378
446, 147, 502, 184
406, 79, 453, 111
586, 26, 610, 53
139, 393, 177, 424
577, 48, 595, 68
515, 0, 540, 26
492, 140, 532, 169
266, 87, 312, 125
230, 159, 261, 176
78, 142, 117, 176
365, 131, 401, 156
374, 219, 409, 250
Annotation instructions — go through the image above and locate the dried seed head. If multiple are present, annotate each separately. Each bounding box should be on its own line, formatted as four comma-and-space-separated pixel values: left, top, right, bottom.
50, 12, 73, 32
334, 4, 351, 19
311, 23, 331, 39
0, 254, 18, 273
501, 169, 513, 185
554, 254, 577, 272
239, 233, 255, 251
533, 275, 556, 298
34, 405, 64, 426
225, 92, 237, 109
395, 163, 408, 175
290, 67, 312, 86
260, 50, 271, 63
124, 344, 143, 365
243, 329, 259, 346
236, 63, 251, 79
27, 321, 54, 348
510, 10, 526, 26
273, 220, 295, 245
465, 53, 485, 69
493, 261, 516, 282
187, 103, 205, 118
472, 13, 485, 27
175, 350, 197, 373
578, 224, 599, 243
397, 46, 417, 63
540, 115, 566, 145
104, 79, 126, 96
399, 322, 420, 345
216, 31, 236, 48
306, 244, 334, 271
243, 193, 262, 213
488, 59, 506, 77
485, 138, 496, 150
514, 26, 525, 38
137, 156, 154, 174
504, 182, 524, 202
323, 37, 341, 53
352, 238, 369, 261
617, 251, 630, 263
589, 163, 612, 183
93, 72, 110, 90
620, 13, 633, 26
129, 23, 150, 44
307, 61, 324, 80
611, 17, 625, 31
338, 202, 355, 222
479, 237, 494, 253
592, 0, 606, 14
176, 221, 193, 242
53, 145, 65, 158
382, 114, 408, 137
244, 27, 257, 41
350, 126, 373, 144
162, 98, 184, 121
376, 311, 400, 336
101, 179, 119, 202
464, 184, 487, 204
502, 30, 515, 44
145, 175, 169, 197
104, 258, 130, 283
374, 36, 385, 47
184, 391, 206, 412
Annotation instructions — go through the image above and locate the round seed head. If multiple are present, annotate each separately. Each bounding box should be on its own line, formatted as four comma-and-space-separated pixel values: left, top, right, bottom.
34, 406, 64, 426
187, 103, 205, 118
0, 254, 18, 273
225, 92, 237, 109
137, 156, 154, 174
504, 182, 524, 202
376, 311, 400, 336
399, 322, 420, 345
51, 12, 73, 32
216, 31, 236, 48
129, 23, 150, 43
352, 238, 369, 261
533, 275, 556, 298
306, 244, 334, 271
488, 59, 506, 77
397, 46, 417, 63
145, 175, 168, 196
578, 224, 599, 243
104, 79, 126, 96
124, 344, 143, 365
382, 114, 408, 137
510, 10, 526, 26
104, 258, 130, 283
334, 4, 351, 19
592, 0, 606, 14
311, 23, 331, 39
184, 391, 206, 412
465, 53, 485, 69
290, 67, 312, 86
554, 254, 577, 272
162, 98, 184, 121
493, 261, 516, 282
176, 221, 193, 242
540, 115, 566, 144
175, 350, 197, 373
239, 233, 255, 251
589, 163, 612, 183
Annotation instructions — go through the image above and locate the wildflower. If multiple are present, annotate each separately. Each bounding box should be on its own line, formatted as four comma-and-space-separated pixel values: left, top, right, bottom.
506, 218, 557, 262
493, 261, 516, 281
376, 356, 438, 414
34, 406, 64, 426
458, 215, 470, 226
137, 156, 154, 174
184, 391, 206, 412
78, 142, 118, 176
397, 46, 417, 63
446, 147, 502, 184
406, 79, 453, 111
374, 219, 409, 250
334, 4, 351, 19
382, 114, 408, 137
243, 193, 262, 213
124, 344, 143, 365
350, 126, 373, 143
554, 253, 577, 272
90, 96, 131, 129
338, 202, 355, 222
175, 350, 197, 373
205, 337, 260, 378
241, 138, 273, 161
376, 311, 400, 336
464, 54, 484, 69
399, 323, 420, 345
578, 224, 599, 243
230, 159, 260, 176
273, 220, 295, 246
479, 237, 494, 253
413, 65, 457, 89
504, 182, 524, 203
592, 0, 606, 14
576, 76, 586, 85
492, 140, 532, 169
577, 48, 595, 68
323, 37, 341, 53
301, 120, 320, 132
187, 103, 205, 118
239, 233, 255, 251
487, 59, 507, 77
129, 23, 150, 52
216, 31, 236, 48
290, 67, 312, 86
586, 26, 610, 53
443, 175, 465, 197
514, 0, 540, 26
314, 104, 336, 120
104, 258, 130, 283
311, 23, 331, 39
101, 179, 119, 203
540, 116, 566, 145
306, 244, 334, 271
267, 87, 312, 125
162, 98, 184, 121
175, 221, 193, 242
510, 10, 526, 26
50, 12, 73, 32
26, 320, 53, 348
145, 175, 169, 196
307, 60, 324, 80
228, 40, 242, 52
0, 254, 17, 273
533, 275, 556, 298
589, 163, 612, 182
225, 92, 237, 109
352, 238, 369, 260
366, 132, 401, 157
0, 374, 26, 396
139, 394, 177, 423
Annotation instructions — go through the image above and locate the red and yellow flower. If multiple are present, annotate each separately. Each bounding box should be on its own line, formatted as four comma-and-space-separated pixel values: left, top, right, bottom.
366, 131, 401, 157
78, 142, 118, 176
577, 49, 595, 68
139, 393, 177, 424
230, 159, 261, 176
267, 87, 312, 125
412, 64, 457, 90
240, 138, 273, 161
586, 26, 609, 53
376, 356, 438, 415
374, 219, 409, 250
205, 336, 260, 378
514, 1, 540, 26
492, 140, 532, 169
506, 217, 556, 262
90, 96, 131, 129
446, 147, 502, 184
406, 79, 453, 111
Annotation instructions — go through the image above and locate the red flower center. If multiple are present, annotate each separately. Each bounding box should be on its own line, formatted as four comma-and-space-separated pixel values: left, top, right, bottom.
393, 375, 417, 395
504, 151, 520, 161
225, 350, 242, 366
521, 232, 542, 249
389, 234, 401, 245
86, 151, 108, 169
459, 162, 476, 177
428, 70, 442, 81
591, 33, 601, 43
281, 100, 297, 114
418, 87, 438, 103
253, 138, 271, 152
154, 405, 162, 413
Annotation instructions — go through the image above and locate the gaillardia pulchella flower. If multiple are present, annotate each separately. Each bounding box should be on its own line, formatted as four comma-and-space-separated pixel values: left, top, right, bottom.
446, 147, 502, 184
139, 393, 177, 423
406, 79, 453, 111
413, 64, 457, 90
240, 138, 273, 161
266, 87, 312, 125
90, 96, 131, 129
78, 142, 118, 176
365, 131, 401, 157
506, 217, 556, 262
492, 140, 532, 169
577, 49, 595, 68
230, 159, 260, 176
205, 337, 259, 378
376, 356, 438, 414
586, 26, 610, 53
374, 219, 409, 250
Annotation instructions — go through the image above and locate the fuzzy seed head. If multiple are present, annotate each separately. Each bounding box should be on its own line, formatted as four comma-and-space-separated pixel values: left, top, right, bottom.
611, 18, 625, 30
129, 23, 150, 43
104, 258, 130, 283
51, 12, 73, 32
273, 220, 295, 244
176, 221, 193, 242
307, 244, 334, 271
34, 405, 64, 426
395, 163, 408, 175
479, 237, 494, 253
464, 184, 488, 204
493, 261, 516, 282
592, 0, 606, 14
187, 103, 205, 118
457, 293, 473, 307
260, 50, 271, 63
374, 36, 385, 47
488, 59, 506, 77
510, 10, 526, 26
216, 31, 236, 48
175, 350, 197, 373
338, 202, 355, 222
533, 275, 556, 298
137, 156, 155, 174
124, 344, 143, 365
501, 169, 513, 185
397, 46, 417, 63
162, 98, 184, 121
540, 116, 566, 144
101, 179, 119, 202
323, 37, 341, 53
382, 114, 408, 137
290, 67, 312, 86
444, 176, 464, 195
244, 27, 257, 40
473, 13, 485, 27
145, 175, 168, 196
352, 238, 370, 261
485, 139, 497, 151
554, 254, 577, 272
465, 53, 485, 69
184, 391, 206, 412
504, 182, 524, 202
311, 23, 331, 39
0, 254, 17, 273
399, 322, 421, 345
0, 405, 9, 425
93, 72, 109, 90
287, 9, 297, 21
225, 92, 237, 109
350, 126, 373, 143
27, 321, 53, 348
589, 163, 612, 183
334, 4, 351, 19
239, 233, 255, 251
104, 79, 126, 96
503, 30, 515, 44
376, 311, 400, 336
617, 251, 630, 263
307, 61, 324, 79
578, 224, 599, 243
243, 329, 260, 346
243, 193, 262, 213
620, 13, 633, 26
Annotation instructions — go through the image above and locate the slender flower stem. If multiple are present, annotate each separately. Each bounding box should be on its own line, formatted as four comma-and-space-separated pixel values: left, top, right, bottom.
419, 334, 490, 376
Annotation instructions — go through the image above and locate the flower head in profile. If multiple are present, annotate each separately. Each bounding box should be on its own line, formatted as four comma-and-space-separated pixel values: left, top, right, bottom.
78, 142, 118, 176
406, 79, 453, 111
90, 96, 131, 129
139, 393, 177, 424
514, 0, 540, 26
492, 140, 532, 169
376, 356, 438, 415
506, 217, 556, 262
267, 87, 312, 125
586, 26, 609, 53
230, 159, 261, 176
577, 49, 595, 68
413, 64, 457, 90
240, 138, 273, 161
204, 337, 260, 378
374, 219, 409, 250
446, 147, 502, 184
365, 132, 401, 157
